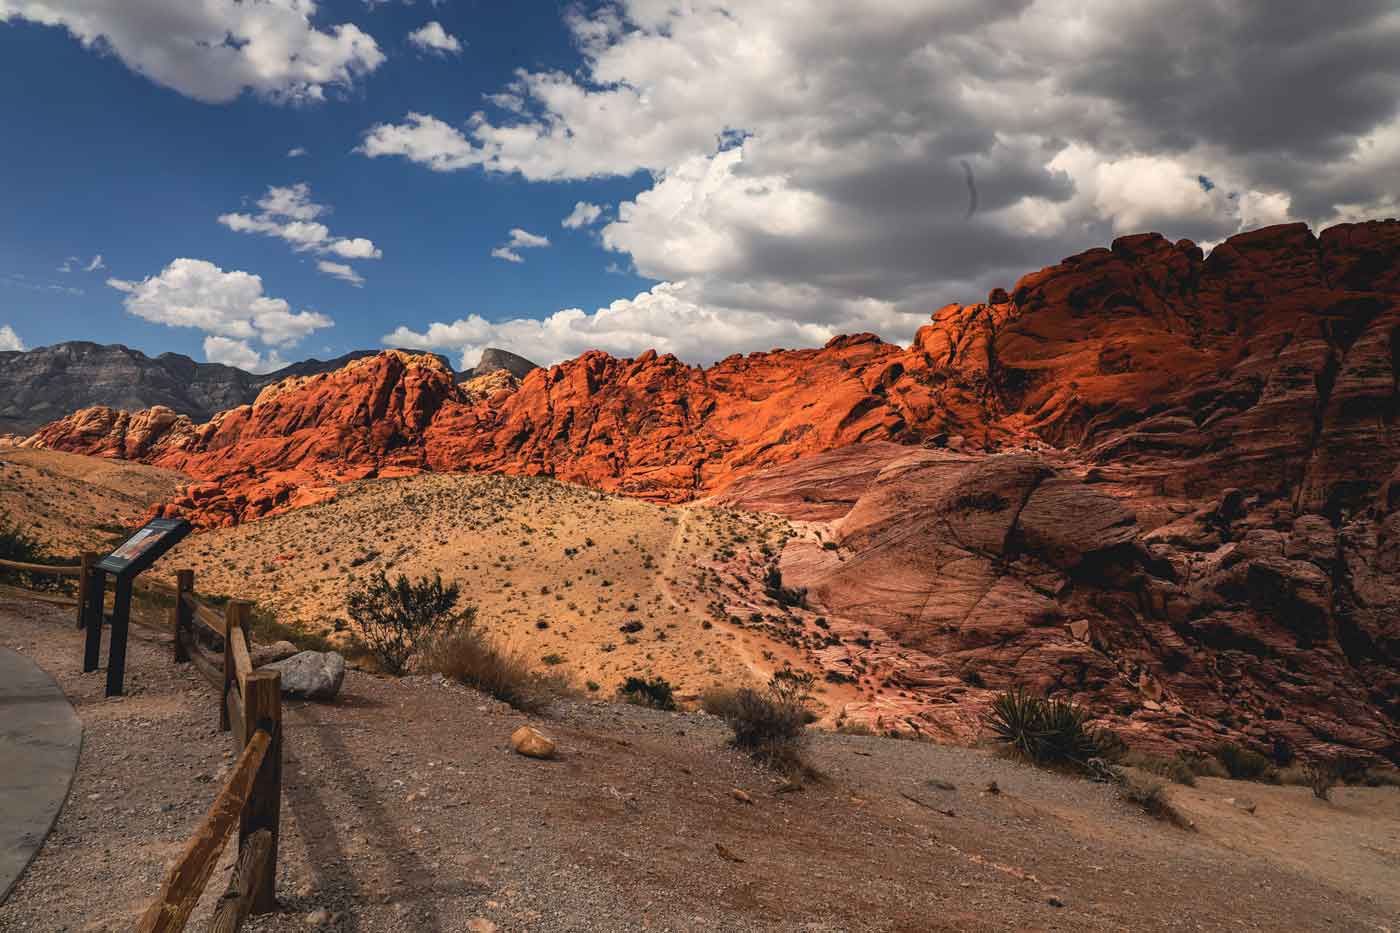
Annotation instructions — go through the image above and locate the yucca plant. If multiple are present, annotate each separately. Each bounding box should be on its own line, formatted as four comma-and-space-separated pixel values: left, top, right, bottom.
984, 687, 1105, 768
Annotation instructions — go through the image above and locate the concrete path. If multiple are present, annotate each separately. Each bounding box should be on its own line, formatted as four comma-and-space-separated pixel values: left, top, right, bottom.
0, 647, 81, 905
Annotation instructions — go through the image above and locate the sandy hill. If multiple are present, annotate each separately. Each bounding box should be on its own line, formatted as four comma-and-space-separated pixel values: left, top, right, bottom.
159, 470, 864, 711
0, 447, 186, 553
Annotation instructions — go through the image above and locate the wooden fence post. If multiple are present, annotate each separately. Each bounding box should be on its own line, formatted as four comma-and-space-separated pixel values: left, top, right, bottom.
75, 551, 96, 630
173, 570, 193, 663
220, 602, 240, 732
240, 671, 282, 915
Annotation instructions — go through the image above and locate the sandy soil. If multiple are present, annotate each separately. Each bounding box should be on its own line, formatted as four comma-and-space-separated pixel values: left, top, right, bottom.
0, 448, 186, 554
2, 595, 1397, 932
159, 471, 861, 711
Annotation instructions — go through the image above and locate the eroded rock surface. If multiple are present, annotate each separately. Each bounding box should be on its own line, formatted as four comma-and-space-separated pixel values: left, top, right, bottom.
22, 220, 1400, 761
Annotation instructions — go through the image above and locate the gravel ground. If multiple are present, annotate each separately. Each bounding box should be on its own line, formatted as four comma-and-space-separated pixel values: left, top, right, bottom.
1, 595, 1396, 932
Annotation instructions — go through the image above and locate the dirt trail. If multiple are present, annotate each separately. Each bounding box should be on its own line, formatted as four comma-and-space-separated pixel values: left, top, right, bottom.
2, 595, 1397, 932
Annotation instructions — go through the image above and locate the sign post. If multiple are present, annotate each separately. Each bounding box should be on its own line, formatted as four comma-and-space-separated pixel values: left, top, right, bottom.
91, 517, 192, 696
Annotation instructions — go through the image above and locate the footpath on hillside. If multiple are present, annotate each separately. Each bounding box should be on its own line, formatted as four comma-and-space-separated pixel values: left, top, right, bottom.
1, 593, 1397, 932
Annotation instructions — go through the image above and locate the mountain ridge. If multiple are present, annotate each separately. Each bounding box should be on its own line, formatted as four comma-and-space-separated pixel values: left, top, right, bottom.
0, 341, 537, 435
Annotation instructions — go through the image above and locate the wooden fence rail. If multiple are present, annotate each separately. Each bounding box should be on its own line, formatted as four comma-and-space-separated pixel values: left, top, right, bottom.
3, 554, 284, 931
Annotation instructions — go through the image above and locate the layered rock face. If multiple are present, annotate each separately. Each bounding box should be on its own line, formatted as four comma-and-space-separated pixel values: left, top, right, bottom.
23, 220, 1400, 760
754, 444, 1397, 764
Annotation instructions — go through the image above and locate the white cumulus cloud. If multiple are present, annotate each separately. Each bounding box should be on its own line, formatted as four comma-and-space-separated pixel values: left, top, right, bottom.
490, 247, 523, 264
408, 20, 461, 54
219, 183, 382, 277
0, 0, 384, 104
316, 260, 364, 286
369, 0, 1400, 365
108, 258, 331, 371
561, 201, 603, 229
0, 324, 24, 351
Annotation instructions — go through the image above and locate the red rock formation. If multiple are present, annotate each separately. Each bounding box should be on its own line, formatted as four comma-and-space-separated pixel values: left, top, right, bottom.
22, 220, 1400, 762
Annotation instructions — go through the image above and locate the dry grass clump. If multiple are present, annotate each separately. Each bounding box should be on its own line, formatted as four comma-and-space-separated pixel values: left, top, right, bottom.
1212, 743, 1278, 782
424, 627, 574, 714
1279, 763, 1339, 800
706, 670, 820, 779
1118, 751, 1198, 786
1118, 772, 1193, 829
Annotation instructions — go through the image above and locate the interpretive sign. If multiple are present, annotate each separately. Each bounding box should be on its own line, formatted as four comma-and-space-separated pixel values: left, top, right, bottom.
84, 518, 192, 695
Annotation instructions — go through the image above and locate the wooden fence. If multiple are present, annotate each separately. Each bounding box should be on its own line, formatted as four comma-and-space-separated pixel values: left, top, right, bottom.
0, 555, 283, 931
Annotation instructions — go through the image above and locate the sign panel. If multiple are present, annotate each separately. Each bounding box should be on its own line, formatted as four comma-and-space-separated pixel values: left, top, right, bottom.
97, 517, 192, 577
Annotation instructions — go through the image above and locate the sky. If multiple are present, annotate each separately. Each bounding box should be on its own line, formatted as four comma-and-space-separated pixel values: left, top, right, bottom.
1, 1, 1398, 373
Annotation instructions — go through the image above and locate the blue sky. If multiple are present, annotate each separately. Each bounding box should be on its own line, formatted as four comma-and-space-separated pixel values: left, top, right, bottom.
1, 1, 1396, 371
0, 1, 651, 369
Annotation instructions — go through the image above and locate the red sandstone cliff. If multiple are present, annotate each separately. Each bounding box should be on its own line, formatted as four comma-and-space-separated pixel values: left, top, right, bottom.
23, 220, 1400, 763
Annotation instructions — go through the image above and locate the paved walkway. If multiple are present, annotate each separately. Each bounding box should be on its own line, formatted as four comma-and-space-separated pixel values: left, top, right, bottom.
0, 647, 81, 905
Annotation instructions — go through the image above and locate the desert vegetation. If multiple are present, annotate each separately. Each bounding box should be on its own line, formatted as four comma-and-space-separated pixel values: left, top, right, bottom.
346, 570, 469, 674
703, 669, 818, 778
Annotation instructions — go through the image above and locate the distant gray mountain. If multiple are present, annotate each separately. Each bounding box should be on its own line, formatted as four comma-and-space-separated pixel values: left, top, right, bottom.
0, 342, 538, 435
461, 347, 539, 382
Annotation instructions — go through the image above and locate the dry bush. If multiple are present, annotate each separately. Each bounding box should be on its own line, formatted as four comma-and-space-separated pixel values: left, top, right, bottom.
834, 717, 876, 736
1280, 763, 1338, 800
618, 675, 677, 710
1213, 743, 1278, 782
1119, 751, 1197, 786
424, 628, 572, 714
346, 571, 470, 675
709, 671, 819, 779
1118, 772, 1193, 829
1360, 767, 1400, 788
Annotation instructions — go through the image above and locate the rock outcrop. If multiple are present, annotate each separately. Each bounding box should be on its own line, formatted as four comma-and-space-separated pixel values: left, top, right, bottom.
22, 219, 1400, 762
0, 341, 533, 436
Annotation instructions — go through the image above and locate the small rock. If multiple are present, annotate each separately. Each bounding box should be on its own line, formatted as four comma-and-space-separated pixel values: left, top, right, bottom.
250, 640, 298, 667
510, 725, 556, 759
731, 788, 753, 804
1048, 895, 1065, 908
467, 920, 497, 933
304, 908, 330, 927
1227, 797, 1257, 814
264, 651, 346, 701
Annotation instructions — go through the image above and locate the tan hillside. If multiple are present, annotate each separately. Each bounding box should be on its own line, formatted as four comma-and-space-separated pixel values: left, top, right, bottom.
0, 447, 186, 554
161, 470, 863, 710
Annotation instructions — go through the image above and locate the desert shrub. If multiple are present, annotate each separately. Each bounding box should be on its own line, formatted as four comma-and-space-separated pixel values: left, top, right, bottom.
700, 686, 744, 720
346, 571, 472, 675
1119, 751, 1197, 787
617, 675, 677, 710
1303, 763, 1338, 800
1360, 767, 1400, 788
424, 628, 571, 714
0, 511, 56, 587
1213, 743, 1275, 781
1118, 772, 1192, 829
762, 564, 807, 609
835, 718, 876, 736
983, 688, 1106, 769
710, 671, 816, 778
1180, 754, 1230, 780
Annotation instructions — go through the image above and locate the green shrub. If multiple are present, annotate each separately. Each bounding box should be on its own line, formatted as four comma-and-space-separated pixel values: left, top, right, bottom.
424, 628, 571, 714
1213, 743, 1275, 781
618, 675, 677, 710
346, 571, 472, 675
983, 688, 1106, 768
762, 564, 807, 609
0, 511, 56, 587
